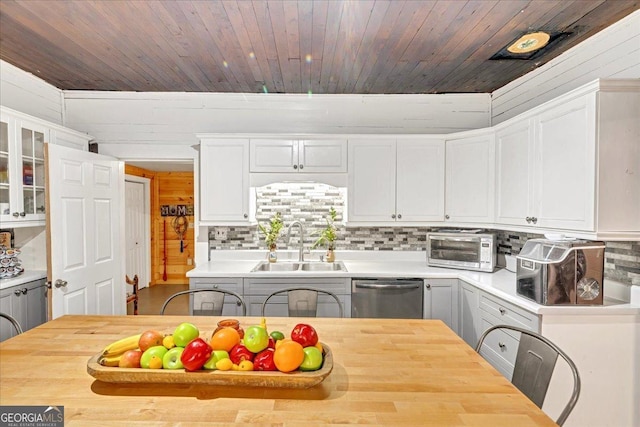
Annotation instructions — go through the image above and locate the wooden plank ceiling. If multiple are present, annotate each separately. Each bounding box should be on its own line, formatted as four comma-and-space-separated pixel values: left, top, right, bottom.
0, 0, 638, 94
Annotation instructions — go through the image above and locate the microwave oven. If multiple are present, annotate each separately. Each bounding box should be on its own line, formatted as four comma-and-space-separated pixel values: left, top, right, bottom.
427, 231, 497, 272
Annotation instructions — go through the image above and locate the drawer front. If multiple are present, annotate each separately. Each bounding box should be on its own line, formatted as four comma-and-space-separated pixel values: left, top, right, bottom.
189, 278, 243, 294
244, 278, 350, 296
479, 314, 520, 368
479, 293, 539, 332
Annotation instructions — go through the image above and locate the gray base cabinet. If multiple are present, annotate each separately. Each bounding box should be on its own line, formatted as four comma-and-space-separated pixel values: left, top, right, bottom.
0, 278, 47, 341
423, 279, 458, 334
458, 280, 480, 348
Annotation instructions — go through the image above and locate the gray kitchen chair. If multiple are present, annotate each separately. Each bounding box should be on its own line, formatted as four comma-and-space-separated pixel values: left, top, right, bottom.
160, 289, 246, 316
476, 324, 580, 426
0, 312, 24, 336
261, 287, 344, 318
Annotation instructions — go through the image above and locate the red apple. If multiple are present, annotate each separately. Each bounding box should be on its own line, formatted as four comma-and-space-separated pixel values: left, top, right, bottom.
118, 349, 142, 368
291, 323, 318, 347
254, 348, 277, 371
229, 343, 255, 364
138, 330, 164, 352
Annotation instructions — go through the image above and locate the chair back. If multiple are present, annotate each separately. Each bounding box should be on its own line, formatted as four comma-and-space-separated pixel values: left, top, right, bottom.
160, 289, 246, 316
261, 287, 344, 318
0, 312, 23, 336
126, 275, 139, 315
476, 324, 580, 426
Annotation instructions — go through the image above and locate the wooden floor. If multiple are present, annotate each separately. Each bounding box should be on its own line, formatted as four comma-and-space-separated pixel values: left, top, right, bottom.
127, 284, 189, 316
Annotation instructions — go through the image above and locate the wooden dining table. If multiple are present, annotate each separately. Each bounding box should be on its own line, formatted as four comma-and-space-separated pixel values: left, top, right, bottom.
0, 315, 556, 426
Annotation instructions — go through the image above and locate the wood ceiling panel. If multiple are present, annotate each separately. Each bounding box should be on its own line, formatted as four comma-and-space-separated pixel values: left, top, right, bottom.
0, 0, 637, 94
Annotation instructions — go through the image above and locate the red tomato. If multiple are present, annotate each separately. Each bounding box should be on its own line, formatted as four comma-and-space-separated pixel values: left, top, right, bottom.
290, 323, 318, 347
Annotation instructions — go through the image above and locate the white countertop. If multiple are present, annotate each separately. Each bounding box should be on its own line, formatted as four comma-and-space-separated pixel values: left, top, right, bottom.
187, 250, 640, 316
0, 270, 47, 290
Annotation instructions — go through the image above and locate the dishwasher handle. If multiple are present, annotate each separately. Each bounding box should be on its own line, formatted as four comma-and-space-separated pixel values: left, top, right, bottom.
354, 281, 422, 290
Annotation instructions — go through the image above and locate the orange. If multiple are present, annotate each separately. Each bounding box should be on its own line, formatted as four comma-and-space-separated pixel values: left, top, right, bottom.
210, 327, 240, 352
273, 340, 304, 373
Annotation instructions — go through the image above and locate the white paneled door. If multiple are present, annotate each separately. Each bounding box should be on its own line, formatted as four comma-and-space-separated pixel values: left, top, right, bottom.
46, 144, 125, 319
125, 179, 147, 290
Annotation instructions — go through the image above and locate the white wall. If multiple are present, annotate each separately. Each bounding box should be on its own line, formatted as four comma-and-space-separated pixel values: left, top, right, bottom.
0, 61, 63, 125
492, 10, 640, 124
62, 91, 491, 148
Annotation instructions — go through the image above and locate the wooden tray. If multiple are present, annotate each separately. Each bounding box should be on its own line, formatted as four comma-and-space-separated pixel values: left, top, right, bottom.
87, 344, 333, 389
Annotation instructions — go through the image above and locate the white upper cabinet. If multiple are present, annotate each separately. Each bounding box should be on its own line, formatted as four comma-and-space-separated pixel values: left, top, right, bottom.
495, 118, 534, 226
199, 138, 250, 224
250, 138, 347, 173
348, 137, 445, 223
445, 131, 495, 224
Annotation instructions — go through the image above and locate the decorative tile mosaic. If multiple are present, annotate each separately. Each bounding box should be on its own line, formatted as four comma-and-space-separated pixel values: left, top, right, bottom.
208, 183, 640, 286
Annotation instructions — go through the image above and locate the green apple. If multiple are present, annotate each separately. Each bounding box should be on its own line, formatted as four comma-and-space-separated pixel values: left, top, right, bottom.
203, 350, 230, 370
162, 347, 185, 370
140, 345, 168, 369
299, 346, 323, 371
243, 325, 269, 353
172, 322, 200, 347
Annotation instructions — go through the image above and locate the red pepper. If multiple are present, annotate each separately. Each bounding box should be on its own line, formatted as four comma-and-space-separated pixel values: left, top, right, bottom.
229, 343, 255, 365
291, 323, 319, 347
254, 348, 277, 371
180, 338, 212, 371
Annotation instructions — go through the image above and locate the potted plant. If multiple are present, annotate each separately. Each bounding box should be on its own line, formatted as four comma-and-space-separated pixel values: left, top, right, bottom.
312, 207, 338, 262
258, 212, 284, 262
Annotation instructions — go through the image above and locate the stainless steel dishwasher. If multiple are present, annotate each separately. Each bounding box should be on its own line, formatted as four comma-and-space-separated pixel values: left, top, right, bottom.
351, 278, 423, 319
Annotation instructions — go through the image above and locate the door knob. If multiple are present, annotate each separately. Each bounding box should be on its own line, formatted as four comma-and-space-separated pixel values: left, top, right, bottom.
54, 279, 68, 288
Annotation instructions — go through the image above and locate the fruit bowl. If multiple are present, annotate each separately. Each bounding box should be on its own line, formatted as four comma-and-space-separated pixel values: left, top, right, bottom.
86, 343, 333, 389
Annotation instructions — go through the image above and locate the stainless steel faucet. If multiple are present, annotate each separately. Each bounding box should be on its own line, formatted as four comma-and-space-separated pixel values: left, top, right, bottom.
287, 221, 305, 261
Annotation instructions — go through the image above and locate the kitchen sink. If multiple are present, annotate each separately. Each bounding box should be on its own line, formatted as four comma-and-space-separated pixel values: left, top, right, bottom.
251, 261, 347, 272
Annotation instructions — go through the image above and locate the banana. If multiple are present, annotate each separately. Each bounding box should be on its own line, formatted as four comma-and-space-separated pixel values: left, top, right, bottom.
102, 333, 142, 357
98, 354, 122, 367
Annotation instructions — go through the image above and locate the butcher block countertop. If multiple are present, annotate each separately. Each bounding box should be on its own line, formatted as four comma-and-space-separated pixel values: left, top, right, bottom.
0, 315, 555, 426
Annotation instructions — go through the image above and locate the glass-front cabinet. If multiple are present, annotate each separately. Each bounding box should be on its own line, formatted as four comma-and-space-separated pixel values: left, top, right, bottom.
0, 111, 48, 226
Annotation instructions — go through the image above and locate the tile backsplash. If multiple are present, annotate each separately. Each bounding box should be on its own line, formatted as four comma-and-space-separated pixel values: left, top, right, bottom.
209, 182, 640, 286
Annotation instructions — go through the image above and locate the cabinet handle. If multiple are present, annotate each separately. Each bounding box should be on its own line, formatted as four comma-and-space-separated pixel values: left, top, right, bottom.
21, 288, 28, 295
499, 308, 506, 315
293, 164, 298, 170
526, 216, 532, 223
391, 214, 396, 219
12, 212, 19, 218
498, 342, 506, 349
397, 214, 402, 219
445, 214, 450, 220
20, 212, 26, 217
243, 213, 248, 219
425, 283, 431, 289
299, 164, 304, 170
531, 217, 538, 224
213, 284, 219, 289
14, 290, 21, 296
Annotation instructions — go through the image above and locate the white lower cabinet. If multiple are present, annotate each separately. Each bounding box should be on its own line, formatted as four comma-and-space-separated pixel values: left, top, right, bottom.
0, 278, 47, 342
458, 280, 480, 348
243, 278, 350, 318
423, 279, 458, 334
188, 278, 245, 317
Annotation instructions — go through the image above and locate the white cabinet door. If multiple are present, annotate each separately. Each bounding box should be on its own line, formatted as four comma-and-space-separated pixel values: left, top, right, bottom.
250, 139, 297, 173
459, 281, 480, 348
423, 279, 458, 334
495, 119, 534, 226
200, 138, 250, 223
445, 133, 495, 223
348, 139, 396, 222
534, 95, 596, 231
299, 139, 347, 173
396, 139, 445, 222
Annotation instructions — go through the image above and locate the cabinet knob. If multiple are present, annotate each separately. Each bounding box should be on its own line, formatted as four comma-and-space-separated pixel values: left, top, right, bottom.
293, 164, 298, 170
243, 213, 248, 219
12, 212, 19, 218
531, 217, 538, 224
299, 164, 304, 170
499, 307, 506, 315
498, 342, 506, 349
213, 284, 219, 289
445, 214, 450, 220
14, 290, 21, 296
21, 288, 28, 294
397, 214, 402, 219
425, 283, 431, 289
526, 216, 532, 223
54, 279, 68, 288
19, 212, 26, 217
391, 214, 396, 219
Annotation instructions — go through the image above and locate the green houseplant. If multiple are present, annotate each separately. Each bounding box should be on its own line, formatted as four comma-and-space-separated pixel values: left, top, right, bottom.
312, 207, 338, 262
258, 212, 284, 262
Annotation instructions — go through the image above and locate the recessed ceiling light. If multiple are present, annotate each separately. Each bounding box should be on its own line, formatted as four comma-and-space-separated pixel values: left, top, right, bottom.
507, 32, 551, 54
